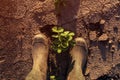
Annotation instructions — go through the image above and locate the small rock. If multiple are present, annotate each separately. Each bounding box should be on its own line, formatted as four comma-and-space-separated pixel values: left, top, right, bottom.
91, 53, 94, 58
81, 7, 90, 15
99, 19, 105, 24
98, 33, 108, 41
110, 45, 116, 53
89, 31, 97, 41
111, 45, 116, 50
110, 49, 115, 53
0, 59, 5, 64
115, 15, 120, 20
108, 39, 113, 44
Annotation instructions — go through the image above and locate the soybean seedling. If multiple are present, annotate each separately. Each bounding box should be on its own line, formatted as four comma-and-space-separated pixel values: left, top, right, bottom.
51, 26, 75, 53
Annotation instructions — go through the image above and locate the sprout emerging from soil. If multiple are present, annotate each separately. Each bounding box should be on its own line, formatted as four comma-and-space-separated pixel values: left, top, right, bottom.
51, 26, 75, 53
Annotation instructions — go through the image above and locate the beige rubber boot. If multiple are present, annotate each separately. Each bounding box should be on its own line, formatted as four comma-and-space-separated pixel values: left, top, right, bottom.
25, 34, 49, 80
67, 37, 88, 80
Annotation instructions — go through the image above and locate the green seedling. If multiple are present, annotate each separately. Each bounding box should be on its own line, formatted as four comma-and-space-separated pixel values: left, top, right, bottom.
51, 26, 75, 53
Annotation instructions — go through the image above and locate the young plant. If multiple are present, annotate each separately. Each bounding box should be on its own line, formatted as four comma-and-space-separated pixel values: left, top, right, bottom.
51, 26, 75, 53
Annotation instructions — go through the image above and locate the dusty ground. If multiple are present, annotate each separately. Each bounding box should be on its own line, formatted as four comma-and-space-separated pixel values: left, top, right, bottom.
0, 0, 120, 80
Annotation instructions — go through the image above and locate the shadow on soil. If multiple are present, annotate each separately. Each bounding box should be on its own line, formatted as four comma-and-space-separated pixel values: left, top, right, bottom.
56, 0, 81, 34
98, 41, 108, 61
97, 63, 120, 80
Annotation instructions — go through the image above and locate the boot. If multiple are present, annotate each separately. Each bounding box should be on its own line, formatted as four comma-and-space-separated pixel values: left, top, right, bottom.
67, 37, 88, 80
25, 34, 49, 80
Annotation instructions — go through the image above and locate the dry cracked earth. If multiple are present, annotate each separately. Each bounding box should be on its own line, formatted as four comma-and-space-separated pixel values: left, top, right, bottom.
0, 0, 120, 80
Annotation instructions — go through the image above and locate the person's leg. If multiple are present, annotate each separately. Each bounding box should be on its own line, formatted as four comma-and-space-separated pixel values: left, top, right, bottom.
67, 37, 88, 80
26, 34, 49, 80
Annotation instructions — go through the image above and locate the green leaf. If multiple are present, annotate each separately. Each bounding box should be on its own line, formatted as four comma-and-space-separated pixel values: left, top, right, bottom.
58, 44, 61, 47
57, 27, 64, 33
58, 35, 62, 41
51, 45, 57, 51
62, 48, 68, 52
52, 26, 58, 32
52, 35, 59, 38
52, 27, 64, 33
68, 36, 73, 41
61, 42, 69, 48
68, 32, 75, 36
57, 48, 62, 53
50, 75, 55, 79
70, 41, 76, 46
60, 31, 69, 36
60, 33, 66, 36
64, 31, 70, 35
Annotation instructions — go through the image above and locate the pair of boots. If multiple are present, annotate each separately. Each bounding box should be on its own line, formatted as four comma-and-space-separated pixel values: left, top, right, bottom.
25, 33, 88, 80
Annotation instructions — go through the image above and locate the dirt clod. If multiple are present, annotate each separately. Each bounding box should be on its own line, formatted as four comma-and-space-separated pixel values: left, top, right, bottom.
98, 33, 108, 41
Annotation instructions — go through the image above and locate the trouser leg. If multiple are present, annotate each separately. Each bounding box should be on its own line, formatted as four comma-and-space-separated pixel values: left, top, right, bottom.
67, 37, 88, 80
26, 34, 49, 80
